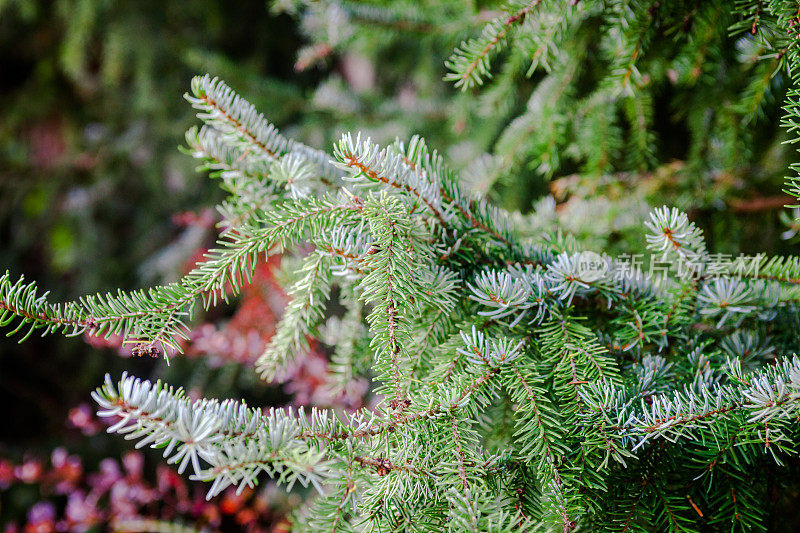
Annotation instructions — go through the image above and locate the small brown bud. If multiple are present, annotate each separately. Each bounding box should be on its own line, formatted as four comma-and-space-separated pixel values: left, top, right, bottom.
376, 457, 392, 476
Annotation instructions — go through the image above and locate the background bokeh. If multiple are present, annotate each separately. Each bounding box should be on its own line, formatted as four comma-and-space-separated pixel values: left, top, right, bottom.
0, 0, 308, 440
0, 2, 314, 529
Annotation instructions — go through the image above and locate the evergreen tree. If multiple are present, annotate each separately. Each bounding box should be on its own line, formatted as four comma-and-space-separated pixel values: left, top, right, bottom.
5, 1, 800, 530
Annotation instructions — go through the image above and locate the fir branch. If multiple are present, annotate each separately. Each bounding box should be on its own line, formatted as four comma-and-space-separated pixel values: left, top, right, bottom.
93, 373, 335, 498
359, 192, 429, 405
445, 1, 542, 90
396, 135, 525, 260
584, 356, 800, 458
333, 133, 450, 226
256, 252, 333, 381
186, 75, 341, 186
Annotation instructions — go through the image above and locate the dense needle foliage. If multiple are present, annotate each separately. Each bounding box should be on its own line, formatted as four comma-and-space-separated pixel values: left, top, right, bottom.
5, 1, 800, 531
